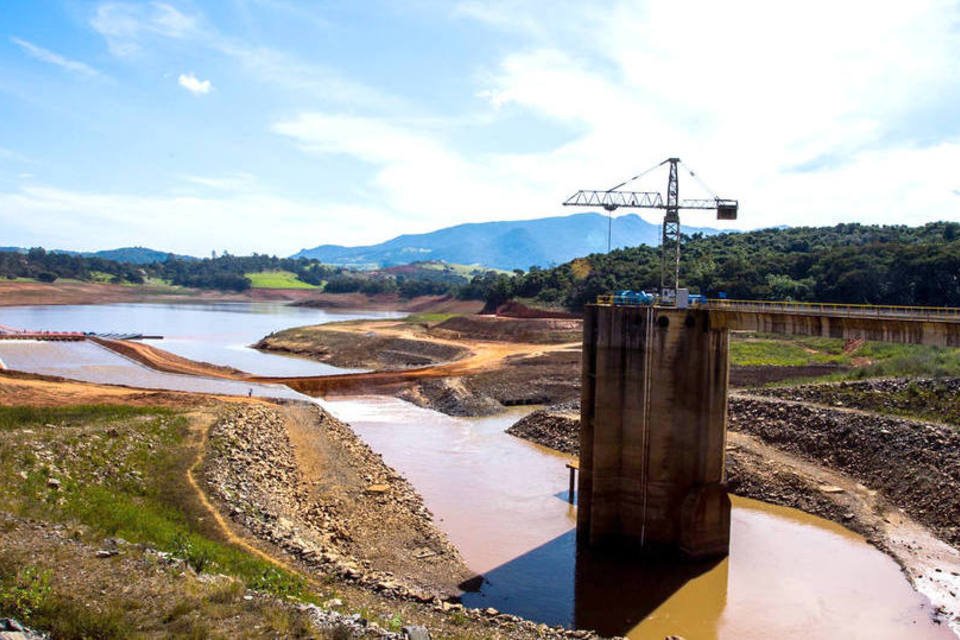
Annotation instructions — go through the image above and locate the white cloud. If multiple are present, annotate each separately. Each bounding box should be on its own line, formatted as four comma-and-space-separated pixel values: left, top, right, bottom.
91, 2, 200, 56
90, 1, 399, 110
0, 184, 396, 255
450, 0, 960, 229
178, 73, 212, 95
181, 173, 257, 191
73, 0, 960, 248
10, 37, 101, 78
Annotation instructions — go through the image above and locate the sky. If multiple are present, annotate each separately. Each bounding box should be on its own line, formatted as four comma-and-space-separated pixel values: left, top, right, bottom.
1, 0, 959, 256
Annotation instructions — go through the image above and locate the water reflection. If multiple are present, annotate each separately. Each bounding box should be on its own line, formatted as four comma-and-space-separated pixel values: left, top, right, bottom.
459, 525, 727, 636
575, 546, 727, 639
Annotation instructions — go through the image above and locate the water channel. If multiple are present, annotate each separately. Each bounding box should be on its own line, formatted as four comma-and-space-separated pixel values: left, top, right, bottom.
0, 302, 952, 639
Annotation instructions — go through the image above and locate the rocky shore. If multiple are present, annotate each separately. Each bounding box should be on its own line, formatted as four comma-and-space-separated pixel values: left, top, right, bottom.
729, 394, 960, 548
203, 402, 608, 640
506, 401, 579, 454
753, 377, 960, 426
204, 402, 470, 600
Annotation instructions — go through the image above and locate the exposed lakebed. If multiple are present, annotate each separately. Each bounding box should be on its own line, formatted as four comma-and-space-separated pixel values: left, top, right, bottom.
0, 302, 953, 639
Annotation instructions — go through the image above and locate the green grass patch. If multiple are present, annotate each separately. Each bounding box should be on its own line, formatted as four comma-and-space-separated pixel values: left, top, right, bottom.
0, 404, 173, 431
731, 332, 960, 387
0, 406, 309, 602
245, 271, 317, 289
729, 338, 845, 367
847, 344, 960, 379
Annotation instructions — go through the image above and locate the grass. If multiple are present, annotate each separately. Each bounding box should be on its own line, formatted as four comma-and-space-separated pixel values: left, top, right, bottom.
846, 343, 960, 379
0, 404, 170, 431
0, 405, 309, 600
730, 332, 960, 387
729, 334, 846, 367
0, 562, 131, 640
245, 270, 317, 289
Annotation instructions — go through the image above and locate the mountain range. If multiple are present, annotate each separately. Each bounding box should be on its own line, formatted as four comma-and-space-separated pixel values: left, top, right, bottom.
294, 212, 722, 270
4, 213, 726, 271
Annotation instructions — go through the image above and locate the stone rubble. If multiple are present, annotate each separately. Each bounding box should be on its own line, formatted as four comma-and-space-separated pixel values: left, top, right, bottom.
204, 402, 606, 640
205, 403, 461, 601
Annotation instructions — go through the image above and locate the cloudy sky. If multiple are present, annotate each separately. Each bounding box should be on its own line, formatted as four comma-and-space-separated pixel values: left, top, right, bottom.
1, 1, 959, 256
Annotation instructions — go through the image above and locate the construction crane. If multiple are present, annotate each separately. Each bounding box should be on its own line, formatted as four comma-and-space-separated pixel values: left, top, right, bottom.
563, 157, 737, 299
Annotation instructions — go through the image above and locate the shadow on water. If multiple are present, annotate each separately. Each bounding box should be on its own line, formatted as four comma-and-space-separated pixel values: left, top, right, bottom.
459, 528, 726, 638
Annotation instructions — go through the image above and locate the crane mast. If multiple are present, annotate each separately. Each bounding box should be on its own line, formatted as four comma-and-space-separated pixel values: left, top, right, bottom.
563, 157, 737, 300
662, 158, 680, 297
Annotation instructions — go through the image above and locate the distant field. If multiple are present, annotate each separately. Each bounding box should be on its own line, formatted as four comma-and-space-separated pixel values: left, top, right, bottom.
244, 270, 317, 289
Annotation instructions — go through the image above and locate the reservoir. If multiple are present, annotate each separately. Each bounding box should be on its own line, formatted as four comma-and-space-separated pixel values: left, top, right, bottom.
0, 302, 952, 639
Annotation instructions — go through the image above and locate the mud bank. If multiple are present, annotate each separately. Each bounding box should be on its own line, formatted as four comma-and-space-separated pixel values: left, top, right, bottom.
729, 363, 850, 386
430, 315, 582, 344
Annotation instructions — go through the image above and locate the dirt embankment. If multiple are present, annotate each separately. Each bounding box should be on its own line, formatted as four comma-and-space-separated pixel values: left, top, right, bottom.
753, 378, 960, 425
431, 315, 582, 344
0, 279, 486, 314
205, 402, 471, 600
293, 294, 484, 314
0, 372, 597, 640
729, 394, 960, 548
0, 279, 328, 307
91, 337, 246, 379
255, 326, 470, 370
506, 401, 580, 454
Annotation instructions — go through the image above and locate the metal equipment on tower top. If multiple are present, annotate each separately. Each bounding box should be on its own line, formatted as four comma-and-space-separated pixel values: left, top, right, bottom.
563, 157, 737, 297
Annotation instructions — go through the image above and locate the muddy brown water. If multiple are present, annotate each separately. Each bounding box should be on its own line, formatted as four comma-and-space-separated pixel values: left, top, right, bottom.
327, 395, 953, 639
0, 303, 954, 638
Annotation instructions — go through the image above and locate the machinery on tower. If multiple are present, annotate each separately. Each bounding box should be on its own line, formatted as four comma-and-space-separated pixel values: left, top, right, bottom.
562, 157, 737, 303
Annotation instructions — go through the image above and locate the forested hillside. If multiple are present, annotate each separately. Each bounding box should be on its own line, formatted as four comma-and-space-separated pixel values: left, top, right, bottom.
6, 222, 960, 308
0, 249, 469, 297
466, 222, 960, 311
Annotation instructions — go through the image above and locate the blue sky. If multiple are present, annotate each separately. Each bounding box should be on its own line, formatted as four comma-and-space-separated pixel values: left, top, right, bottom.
1, 0, 959, 256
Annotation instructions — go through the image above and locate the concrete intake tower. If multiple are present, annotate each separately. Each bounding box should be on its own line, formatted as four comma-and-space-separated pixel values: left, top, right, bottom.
578, 304, 731, 558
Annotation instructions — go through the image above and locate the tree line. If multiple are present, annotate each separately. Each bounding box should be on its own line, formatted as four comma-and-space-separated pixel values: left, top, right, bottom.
6, 221, 960, 309
0, 249, 470, 297
463, 221, 960, 311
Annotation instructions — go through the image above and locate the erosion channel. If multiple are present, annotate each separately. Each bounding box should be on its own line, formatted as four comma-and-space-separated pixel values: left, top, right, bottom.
0, 302, 955, 639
